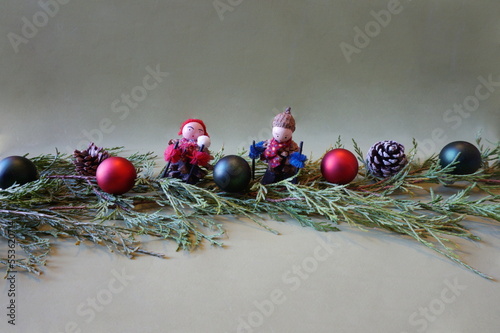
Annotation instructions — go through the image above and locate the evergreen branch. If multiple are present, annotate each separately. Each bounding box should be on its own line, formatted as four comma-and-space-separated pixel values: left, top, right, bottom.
0, 139, 499, 279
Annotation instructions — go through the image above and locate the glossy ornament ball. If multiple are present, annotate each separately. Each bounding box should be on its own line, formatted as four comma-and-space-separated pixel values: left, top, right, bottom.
0, 156, 39, 189
213, 155, 251, 192
439, 141, 482, 175
320, 148, 359, 185
96, 157, 137, 195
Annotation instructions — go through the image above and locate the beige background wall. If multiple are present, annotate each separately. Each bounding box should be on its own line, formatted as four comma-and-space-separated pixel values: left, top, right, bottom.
1, 0, 498, 160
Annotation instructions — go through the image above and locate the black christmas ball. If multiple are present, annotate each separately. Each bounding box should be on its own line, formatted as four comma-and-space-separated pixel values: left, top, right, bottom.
213, 155, 251, 192
0, 156, 39, 189
439, 141, 482, 175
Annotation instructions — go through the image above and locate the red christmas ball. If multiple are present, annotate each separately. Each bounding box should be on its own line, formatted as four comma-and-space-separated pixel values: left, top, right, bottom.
320, 148, 359, 185
96, 157, 137, 195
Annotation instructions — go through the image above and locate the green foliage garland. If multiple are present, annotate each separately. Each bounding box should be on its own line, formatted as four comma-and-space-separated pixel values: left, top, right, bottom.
0, 138, 498, 279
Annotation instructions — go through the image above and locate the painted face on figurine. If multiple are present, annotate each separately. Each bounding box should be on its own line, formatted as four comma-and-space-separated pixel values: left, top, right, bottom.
182, 122, 205, 141
272, 127, 293, 143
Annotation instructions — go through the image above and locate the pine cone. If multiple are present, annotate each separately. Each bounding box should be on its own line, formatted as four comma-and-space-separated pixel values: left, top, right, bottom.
73, 143, 110, 176
366, 140, 408, 178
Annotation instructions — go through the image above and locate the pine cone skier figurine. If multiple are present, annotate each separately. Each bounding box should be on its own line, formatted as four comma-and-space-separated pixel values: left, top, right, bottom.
249, 107, 307, 185
366, 140, 408, 178
73, 143, 110, 176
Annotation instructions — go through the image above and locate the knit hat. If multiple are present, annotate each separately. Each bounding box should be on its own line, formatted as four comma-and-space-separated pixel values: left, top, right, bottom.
272, 107, 296, 132
178, 118, 209, 137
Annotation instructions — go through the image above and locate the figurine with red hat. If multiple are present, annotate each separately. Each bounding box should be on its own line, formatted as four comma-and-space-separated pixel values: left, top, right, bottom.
162, 118, 213, 184
249, 107, 307, 184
